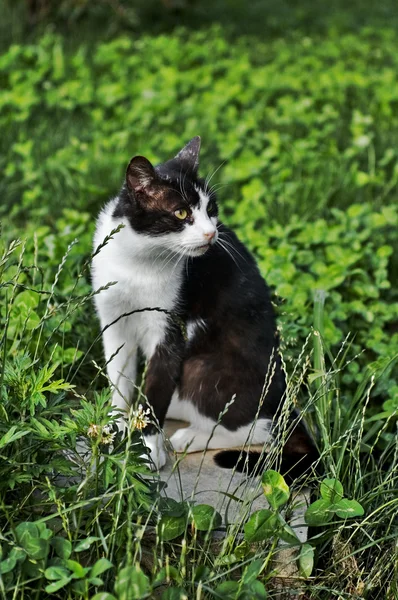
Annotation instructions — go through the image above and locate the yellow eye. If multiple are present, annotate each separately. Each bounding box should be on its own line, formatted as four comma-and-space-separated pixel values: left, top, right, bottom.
174, 208, 188, 220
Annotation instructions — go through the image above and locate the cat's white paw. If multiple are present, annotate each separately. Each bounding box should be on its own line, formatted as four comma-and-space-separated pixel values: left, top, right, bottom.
170, 427, 207, 453
143, 433, 167, 471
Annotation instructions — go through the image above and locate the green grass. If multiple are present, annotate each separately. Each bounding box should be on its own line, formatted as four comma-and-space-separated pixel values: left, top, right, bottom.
1, 246, 396, 598
1, 1, 398, 598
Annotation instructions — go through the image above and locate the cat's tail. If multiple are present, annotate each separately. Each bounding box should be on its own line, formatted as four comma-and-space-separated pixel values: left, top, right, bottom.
213, 420, 318, 484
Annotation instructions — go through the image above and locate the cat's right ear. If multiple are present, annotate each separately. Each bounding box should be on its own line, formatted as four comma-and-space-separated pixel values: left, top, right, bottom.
126, 156, 158, 195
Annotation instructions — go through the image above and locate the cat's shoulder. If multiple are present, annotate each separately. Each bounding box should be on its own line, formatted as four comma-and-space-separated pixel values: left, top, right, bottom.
92, 197, 131, 284
93, 198, 120, 242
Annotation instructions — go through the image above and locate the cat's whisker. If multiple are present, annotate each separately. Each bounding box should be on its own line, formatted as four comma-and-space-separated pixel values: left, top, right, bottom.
218, 234, 248, 263
156, 246, 173, 261
180, 166, 189, 203
204, 160, 226, 194
178, 167, 185, 203
151, 247, 175, 271
149, 244, 176, 272
157, 248, 174, 268
204, 171, 214, 194
208, 182, 229, 196
173, 187, 186, 202
185, 255, 191, 278
216, 238, 242, 270
159, 248, 180, 272
169, 250, 187, 280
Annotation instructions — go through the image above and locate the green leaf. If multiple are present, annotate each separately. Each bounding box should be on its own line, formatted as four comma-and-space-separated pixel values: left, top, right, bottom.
234, 540, 250, 559
14, 290, 39, 310
214, 581, 239, 599
244, 509, 278, 542
114, 564, 150, 600
15, 522, 38, 543
91, 595, 117, 600
45, 566, 71, 581
159, 498, 189, 518
90, 577, 104, 587
0, 426, 29, 448
276, 514, 300, 545
158, 515, 186, 541
190, 504, 222, 531
153, 565, 179, 585
320, 478, 344, 503
90, 557, 113, 578
304, 499, 334, 526
51, 536, 72, 559
15, 522, 50, 560
9, 547, 26, 564
45, 577, 72, 593
261, 470, 290, 509
298, 543, 314, 578
36, 522, 53, 540
71, 579, 86, 594
248, 580, 268, 599
64, 559, 88, 579
22, 558, 43, 578
88, 577, 104, 586
333, 498, 365, 519
242, 559, 263, 585
74, 536, 100, 552
193, 565, 210, 582
0, 555, 17, 575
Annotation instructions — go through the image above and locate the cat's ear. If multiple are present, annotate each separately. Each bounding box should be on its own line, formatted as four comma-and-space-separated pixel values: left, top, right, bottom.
169, 136, 201, 173
126, 156, 159, 194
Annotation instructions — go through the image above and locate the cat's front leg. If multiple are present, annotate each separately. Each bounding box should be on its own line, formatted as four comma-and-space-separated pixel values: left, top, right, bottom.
101, 319, 137, 432
142, 432, 167, 471
142, 324, 184, 470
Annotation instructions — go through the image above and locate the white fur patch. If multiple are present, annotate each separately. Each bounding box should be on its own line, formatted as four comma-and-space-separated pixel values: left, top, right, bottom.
92, 200, 186, 413
170, 419, 272, 453
167, 391, 272, 452
143, 433, 167, 470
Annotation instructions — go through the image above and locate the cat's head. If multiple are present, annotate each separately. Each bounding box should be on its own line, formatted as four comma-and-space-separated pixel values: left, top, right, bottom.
120, 137, 219, 257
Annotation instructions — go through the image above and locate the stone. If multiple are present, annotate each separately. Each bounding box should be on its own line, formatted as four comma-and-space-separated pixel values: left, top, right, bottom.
159, 419, 310, 591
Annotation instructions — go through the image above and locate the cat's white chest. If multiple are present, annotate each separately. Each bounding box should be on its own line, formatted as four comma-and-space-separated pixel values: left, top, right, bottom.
120, 267, 180, 355
92, 210, 184, 357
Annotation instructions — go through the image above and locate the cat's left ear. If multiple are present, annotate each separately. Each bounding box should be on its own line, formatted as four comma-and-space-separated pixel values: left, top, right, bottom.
126, 156, 159, 194
172, 136, 201, 173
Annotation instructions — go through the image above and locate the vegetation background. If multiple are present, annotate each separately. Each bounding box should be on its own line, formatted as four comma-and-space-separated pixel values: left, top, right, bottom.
0, 1, 397, 599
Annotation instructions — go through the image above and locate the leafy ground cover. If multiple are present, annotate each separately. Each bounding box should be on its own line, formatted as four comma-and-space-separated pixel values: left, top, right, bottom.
1, 1, 397, 598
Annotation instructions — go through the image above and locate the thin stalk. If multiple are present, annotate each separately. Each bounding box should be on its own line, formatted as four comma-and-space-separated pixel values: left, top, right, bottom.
313, 289, 332, 456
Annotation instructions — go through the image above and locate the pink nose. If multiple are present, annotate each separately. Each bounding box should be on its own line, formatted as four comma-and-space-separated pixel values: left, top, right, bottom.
204, 231, 216, 242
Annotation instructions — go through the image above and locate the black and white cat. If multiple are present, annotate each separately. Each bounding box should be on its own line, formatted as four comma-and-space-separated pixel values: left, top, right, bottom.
92, 137, 316, 477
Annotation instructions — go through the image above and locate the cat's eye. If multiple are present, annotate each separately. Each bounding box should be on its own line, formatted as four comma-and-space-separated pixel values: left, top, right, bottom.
174, 208, 188, 220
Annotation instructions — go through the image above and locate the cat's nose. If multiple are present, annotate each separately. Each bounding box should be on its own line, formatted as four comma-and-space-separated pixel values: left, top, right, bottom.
204, 231, 216, 243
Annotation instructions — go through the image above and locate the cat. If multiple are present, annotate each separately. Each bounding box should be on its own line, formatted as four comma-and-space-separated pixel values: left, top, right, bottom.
92, 136, 317, 479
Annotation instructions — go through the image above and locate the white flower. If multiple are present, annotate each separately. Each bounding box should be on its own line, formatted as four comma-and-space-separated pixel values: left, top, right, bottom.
101, 425, 116, 445
87, 423, 116, 445
87, 423, 101, 438
131, 404, 151, 430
